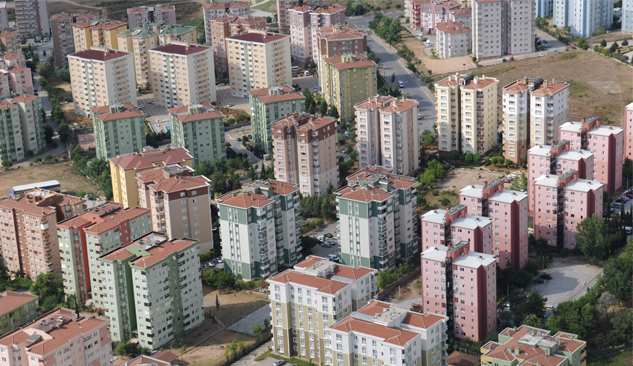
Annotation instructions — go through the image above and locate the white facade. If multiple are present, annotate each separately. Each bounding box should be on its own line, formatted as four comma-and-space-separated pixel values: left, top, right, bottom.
554, 0, 614, 37
436, 21, 471, 59
624, 0, 633, 33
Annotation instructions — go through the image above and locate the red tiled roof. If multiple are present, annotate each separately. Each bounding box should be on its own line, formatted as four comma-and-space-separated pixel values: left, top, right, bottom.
436, 21, 470, 34
109, 147, 193, 171
330, 317, 418, 345
249, 85, 296, 97
227, 32, 287, 43
204, 1, 250, 10
268, 270, 349, 294
446, 351, 480, 366
336, 185, 393, 203
69, 48, 130, 61
57, 203, 150, 235
151, 43, 210, 55
175, 110, 224, 122
461, 76, 498, 89
11, 94, 39, 103
243, 180, 299, 196
92, 103, 137, 114
148, 175, 210, 194
272, 112, 337, 131
131, 238, 198, 268
295, 255, 376, 280
0, 291, 38, 314
311, 4, 346, 14
216, 190, 273, 208
97, 110, 144, 121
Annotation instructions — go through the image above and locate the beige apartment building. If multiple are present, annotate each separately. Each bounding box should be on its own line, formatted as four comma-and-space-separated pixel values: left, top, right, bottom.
68, 47, 137, 116
267, 255, 378, 362
207, 15, 266, 75
169, 104, 226, 165
0, 189, 86, 280
50, 12, 100, 68
354, 95, 420, 176
226, 31, 292, 98
272, 112, 338, 196
117, 23, 197, 90
150, 42, 216, 108
15, 0, 49, 37
136, 165, 214, 253
203, 1, 251, 38
0, 95, 46, 164
277, 0, 324, 34
0, 29, 20, 54
127, 5, 176, 28
434, 73, 464, 155
72, 20, 128, 52
315, 24, 368, 92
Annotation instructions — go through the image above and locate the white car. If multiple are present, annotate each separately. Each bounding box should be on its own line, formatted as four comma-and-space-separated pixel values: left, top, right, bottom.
137, 104, 144, 109
398, 81, 405, 88
226, 103, 233, 108
215, 257, 224, 263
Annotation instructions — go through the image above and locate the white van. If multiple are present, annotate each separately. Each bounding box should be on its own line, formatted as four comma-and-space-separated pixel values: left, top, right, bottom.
291, 66, 300, 71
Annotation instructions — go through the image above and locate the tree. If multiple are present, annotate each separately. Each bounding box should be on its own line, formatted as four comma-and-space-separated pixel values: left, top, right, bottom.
509, 172, 528, 191
464, 152, 474, 162
318, 100, 328, 115
216, 293, 220, 310
422, 130, 436, 146
522, 314, 542, 327
600, 39, 607, 47
253, 323, 263, 336
609, 41, 619, 54
58, 123, 71, 143
38, 63, 54, 78
440, 198, 451, 207
522, 289, 547, 318
329, 105, 339, 119
115, 343, 128, 356
575, 214, 609, 260
610, 309, 633, 344
622, 39, 629, 47
44, 125, 54, 144
30, 273, 64, 310
300, 235, 320, 250
597, 291, 618, 319
391, 73, 396, 83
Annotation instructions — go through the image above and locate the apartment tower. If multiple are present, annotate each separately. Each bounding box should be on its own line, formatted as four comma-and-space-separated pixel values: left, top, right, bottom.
625, 102, 633, 159
407, 0, 461, 33
277, 0, 324, 34
51, 12, 100, 67
0, 291, 38, 334
203, 1, 251, 39
15, 0, 49, 37
0, 29, 20, 54
72, 20, 128, 52
127, 5, 176, 28
168, 104, 226, 165
421, 204, 492, 253
436, 21, 471, 59
0, 95, 46, 163
92, 103, 146, 160
554, 0, 614, 37
207, 15, 266, 75
460, 75, 499, 156
315, 24, 368, 92
288, 4, 346, 62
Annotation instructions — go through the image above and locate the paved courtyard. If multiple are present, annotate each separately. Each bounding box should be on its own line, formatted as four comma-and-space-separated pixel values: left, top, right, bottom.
531, 258, 602, 307
227, 304, 271, 336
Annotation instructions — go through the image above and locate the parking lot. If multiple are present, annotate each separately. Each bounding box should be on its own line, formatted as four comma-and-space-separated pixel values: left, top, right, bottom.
531, 258, 602, 307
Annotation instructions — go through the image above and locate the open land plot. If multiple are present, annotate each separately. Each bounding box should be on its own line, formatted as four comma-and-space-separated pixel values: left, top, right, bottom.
179, 329, 256, 366
202, 286, 270, 328
385, 272, 422, 312
530, 258, 602, 307
400, 32, 476, 74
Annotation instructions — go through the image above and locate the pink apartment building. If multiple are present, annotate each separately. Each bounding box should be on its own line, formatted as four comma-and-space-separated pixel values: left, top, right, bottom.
421, 241, 497, 341
409, 0, 461, 33
0, 308, 112, 366
276, 0, 324, 35
421, 204, 492, 254
127, 5, 176, 28
624, 103, 633, 160
288, 4, 346, 62
315, 24, 367, 60
527, 140, 594, 214
559, 117, 624, 194
459, 180, 528, 270
203, 1, 251, 40
533, 170, 603, 249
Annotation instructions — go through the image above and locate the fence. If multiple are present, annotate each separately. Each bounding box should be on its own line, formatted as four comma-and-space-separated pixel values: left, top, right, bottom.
215, 333, 272, 366
587, 343, 633, 362
376, 267, 420, 301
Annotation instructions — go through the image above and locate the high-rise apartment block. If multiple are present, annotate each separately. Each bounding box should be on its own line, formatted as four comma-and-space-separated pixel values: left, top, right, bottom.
288, 4, 346, 63
315, 25, 368, 91
0, 308, 113, 366
502, 77, 570, 163
117, 23, 198, 90
150, 42, 217, 108
168, 104, 226, 165
217, 180, 301, 279
472, 0, 535, 60
68, 48, 137, 117
207, 15, 266, 74
50, 12, 100, 68
136, 165, 214, 252
0, 3, 8, 29
203, 1, 251, 37
0, 29, 20, 54
272, 112, 338, 196
459, 180, 528, 269
534, 170, 603, 249
448, 5, 472, 24
226, 32, 292, 98
0, 291, 38, 334
436, 21, 471, 59
249, 85, 306, 153
421, 242, 497, 341
109, 146, 194, 208
267, 255, 378, 362
322, 54, 377, 122
527, 140, 594, 214
0, 63, 34, 98
127, 5, 176, 28
0, 95, 46, 163
554, 0, 614, 37
535, 0, 554, 17
15, 0, 49, 37
58, 202, 151, 303
421, 204, 492, 253
354, 95, 420, 175
97, 232, 204, 349
481, 325, 587, 366
0, 189, 86, 279
408, 0, 461, 33
92, 103, 146, 160
625, 102, 633, 159
624, 0, 633, 33
336, 167, 420, 270
559, 117, 624, 193
277, 0, 324, 34
72, 20, 128, 52
0, 53, 26, 68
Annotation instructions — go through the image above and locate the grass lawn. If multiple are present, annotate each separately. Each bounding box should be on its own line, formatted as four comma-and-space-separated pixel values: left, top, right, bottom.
588, 350, 633, 366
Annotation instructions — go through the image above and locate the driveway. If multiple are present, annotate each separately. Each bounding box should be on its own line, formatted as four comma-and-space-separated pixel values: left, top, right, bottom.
530, 258, 602, 307
136, 93, 169, 123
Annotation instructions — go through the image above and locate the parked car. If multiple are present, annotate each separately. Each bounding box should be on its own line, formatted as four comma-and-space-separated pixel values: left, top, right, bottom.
273, 361, 286, 366
539, 273, 552, 280
215, 257, 224, 263
137, 104, 144, 109
533, 278, 544, 284
248, 134, 252, 139
237, 137, 242, 142
313, 87, 318, 92
501, 58, 507, 63
328, 254, 341, 262
317, 235, 325, 242
324, 233, 333, 239
626, 226, 633, 235
508, 56, 515, 61
34, 39, 41, 43
59, 101, 68, 105
398, 80, 405, 88
226, 103, 233, 108
539, 52, 544, 56
418, 114, 422, 120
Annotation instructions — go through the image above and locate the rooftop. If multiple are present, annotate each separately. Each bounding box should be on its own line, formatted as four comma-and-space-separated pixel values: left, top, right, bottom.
243, 179, 299, 196
204, 1, 250, 10
151, 42, 210, 55
0, 189, 84, 217
109, 147, 193, 171
227, 32, 287, 44
69, 48, 130, 61
100, 232, 198, 269
436, 21, 470, 34
216, 190, 273, 209
294, 255, 376, 281
0, 291, 38, 314
57, 202, 150, 235
272, 112, 337, 132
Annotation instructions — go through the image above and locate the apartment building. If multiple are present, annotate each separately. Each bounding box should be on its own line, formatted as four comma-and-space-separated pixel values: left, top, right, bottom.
127, 5, 176, 28
51, 12, 100, 68
335, 168, 419, 270
203, 1, 251, 38
436, 21, 471, 59
554, 0, 614, 37
92, 103, 146, 160
117, 23, 198, 90
421, 204, 492, 253
461, 75, 498, 156
217, 180, 301, 278
354, 95, 420, 176
459, 180, 528, 269
527, 141, 594, 214
168, 103, 226, 165
68, 48, 137, 117
472, 0, 535, 60
0, 189, 86, 279
226, 31, 292, 98
0, 291, 38, 334
534, 170, 603, 249
0, 53, 26, 68
272, 112, 338, 197
421, 242, 497, 341
57, 202, 151, 304
72, 20, 128, 52
535, 0, 554, 17
15, 0, 49, 37
249, 85, 305, 153
207, 16, 266, 74
0, 3, 7, 29
408, 0, 461, 33
448, 6, 472, 25
322, 54, 377, 122
502, 77, 570, 163
482, 325, 587, 366
136, 165, 214, 252
559, 117, 624, 193
0, 29, 19, 54
315, 24, 368, 92
97, 232, 203, 348
267, 255, 378, 362
624, 0, 633, 33
0, 308, 112, 366
625, 102, 633, 159
0, 95, 46, 163
434, 73, 465, 156
0, 65, 34, 97
289, 4, 346, 63
277, 0, 324, 34
109, 146, 194, 208
150, 42, 216, 108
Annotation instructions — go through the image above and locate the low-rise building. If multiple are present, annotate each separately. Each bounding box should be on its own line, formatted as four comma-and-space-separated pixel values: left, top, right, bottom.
168, 104, 226, 165
0, 95, 46, 163
207, 15, 266, 74
50, 12, 100, 67
448, 6, 472, 25
92, 103, 146, 159
127, 4, 176, 28
0, 291, 39, 334
436, 21, 470, 59
421, 204, 492, 253
72, 20, 128, 52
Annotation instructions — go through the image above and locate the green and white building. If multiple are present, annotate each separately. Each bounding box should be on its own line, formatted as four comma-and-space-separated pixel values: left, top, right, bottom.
0, 95, 45, 164
92, 103, 146, 159
98, 232, 203, 349
217, 180, 300, 280
168, 104, 226, 165
248, 85, 305, 153
336, 166, 420, 271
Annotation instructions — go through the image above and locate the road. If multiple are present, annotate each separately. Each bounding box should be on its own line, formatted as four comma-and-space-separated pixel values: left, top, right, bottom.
352, 12, 436, 136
